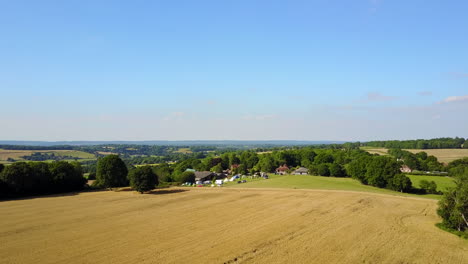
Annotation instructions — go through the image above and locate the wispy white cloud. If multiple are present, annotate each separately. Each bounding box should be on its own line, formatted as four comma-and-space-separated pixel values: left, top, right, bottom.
438, 95, 468, 104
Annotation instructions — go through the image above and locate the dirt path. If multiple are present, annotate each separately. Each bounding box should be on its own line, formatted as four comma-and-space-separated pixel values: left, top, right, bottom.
0, 188, 467, 264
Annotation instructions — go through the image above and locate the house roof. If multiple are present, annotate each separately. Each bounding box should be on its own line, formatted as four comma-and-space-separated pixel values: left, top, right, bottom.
194, 171, 215, 181
294, 167, 309, 173
276, 165, 289, 171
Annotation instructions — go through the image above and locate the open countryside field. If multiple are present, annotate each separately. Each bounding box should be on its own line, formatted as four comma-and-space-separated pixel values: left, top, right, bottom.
407, 175, 456, 192
227, 174, 447, 199
361, 147, 468, 163
0, 149, 95, 164
1, 188, 467, 264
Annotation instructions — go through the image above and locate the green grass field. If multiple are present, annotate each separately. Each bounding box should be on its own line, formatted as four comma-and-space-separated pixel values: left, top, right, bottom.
226, 174, 444, 199
0, 149, 96, 164
407, 175, 456, 192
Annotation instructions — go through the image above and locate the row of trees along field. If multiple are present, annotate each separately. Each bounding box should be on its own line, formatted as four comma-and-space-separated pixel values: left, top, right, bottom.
0, 161, 86, 198
387, 148, 444, 171
363, 137, 467, 149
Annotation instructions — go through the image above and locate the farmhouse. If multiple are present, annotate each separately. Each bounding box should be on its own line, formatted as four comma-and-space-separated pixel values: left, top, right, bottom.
276, 164, 289, 175
293, 167, 309, 175
400, 165, 412, 173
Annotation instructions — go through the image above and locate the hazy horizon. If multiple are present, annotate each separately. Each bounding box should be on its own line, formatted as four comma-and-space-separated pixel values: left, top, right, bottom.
1, 1, 467, 141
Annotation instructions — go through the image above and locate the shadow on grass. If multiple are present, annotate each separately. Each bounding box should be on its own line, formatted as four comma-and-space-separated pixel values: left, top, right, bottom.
146, 189, 188, 195
114, 187, 188, 195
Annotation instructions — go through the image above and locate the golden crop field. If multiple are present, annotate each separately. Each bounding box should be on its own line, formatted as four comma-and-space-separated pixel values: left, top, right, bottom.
404, 149, 468, 163
1, 188, 467, 264
361, 147, 468, 163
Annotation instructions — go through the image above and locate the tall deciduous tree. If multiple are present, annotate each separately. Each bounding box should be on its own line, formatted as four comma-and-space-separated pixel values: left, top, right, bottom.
128, 166, 158, 193
437, 174, 468, 232
96, 155, 128, 188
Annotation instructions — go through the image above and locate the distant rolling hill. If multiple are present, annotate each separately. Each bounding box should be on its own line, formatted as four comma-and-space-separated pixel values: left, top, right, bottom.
0, 140, 346, 146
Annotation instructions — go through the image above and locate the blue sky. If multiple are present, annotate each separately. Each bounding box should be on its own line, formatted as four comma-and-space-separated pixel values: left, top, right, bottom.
1, 0, 467, 141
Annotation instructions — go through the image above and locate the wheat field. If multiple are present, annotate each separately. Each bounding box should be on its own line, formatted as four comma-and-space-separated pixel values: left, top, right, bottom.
1, 188, 467, 264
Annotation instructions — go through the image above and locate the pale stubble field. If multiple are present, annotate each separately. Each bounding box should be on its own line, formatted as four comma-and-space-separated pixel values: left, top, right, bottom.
1, 188, 467, 264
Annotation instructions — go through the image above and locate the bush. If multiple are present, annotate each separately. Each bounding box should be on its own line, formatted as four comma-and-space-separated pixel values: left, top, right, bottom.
176, 171, 195, 183
96, 155, 128, 188
128, 166, 158, 193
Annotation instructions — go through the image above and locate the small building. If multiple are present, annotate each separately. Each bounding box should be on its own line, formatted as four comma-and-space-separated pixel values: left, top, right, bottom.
293, 167, 309, 175
275, 164, 289, 175
400, 165, 412, 173
194, 171, 217, 182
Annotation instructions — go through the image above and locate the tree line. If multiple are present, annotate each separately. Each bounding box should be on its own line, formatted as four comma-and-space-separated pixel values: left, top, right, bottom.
0, 161, 86, 198
363, 137, 466, 149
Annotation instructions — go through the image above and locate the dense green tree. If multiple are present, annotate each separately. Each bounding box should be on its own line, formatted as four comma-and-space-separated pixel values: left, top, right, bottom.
314, 152, 334, 164
415, 151, 428, 160
237, 164, 247, 175
437, 174, 468, 232
176, 171, 195, 183
257, 155, 276, 172
346, 156, 370, 184
0, 162, 34, 194
49, 161, 86, 191
153, 164, 173, 182
211, 163, 223, 173
329, 163, 345, 177
96, 155, 128, 188
29, 162, 52, 192
390, 174, 412, 192
317, 164, 330, 176
365, 156, 400, 188
300, 148, 316, 168
0, 164, 4, 174
128, 166, 158, 193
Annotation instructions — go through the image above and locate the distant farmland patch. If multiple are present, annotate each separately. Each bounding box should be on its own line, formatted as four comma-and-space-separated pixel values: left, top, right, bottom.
173, 148, 192, 154
0, 149, 95, 163
361, 147, 468, 163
